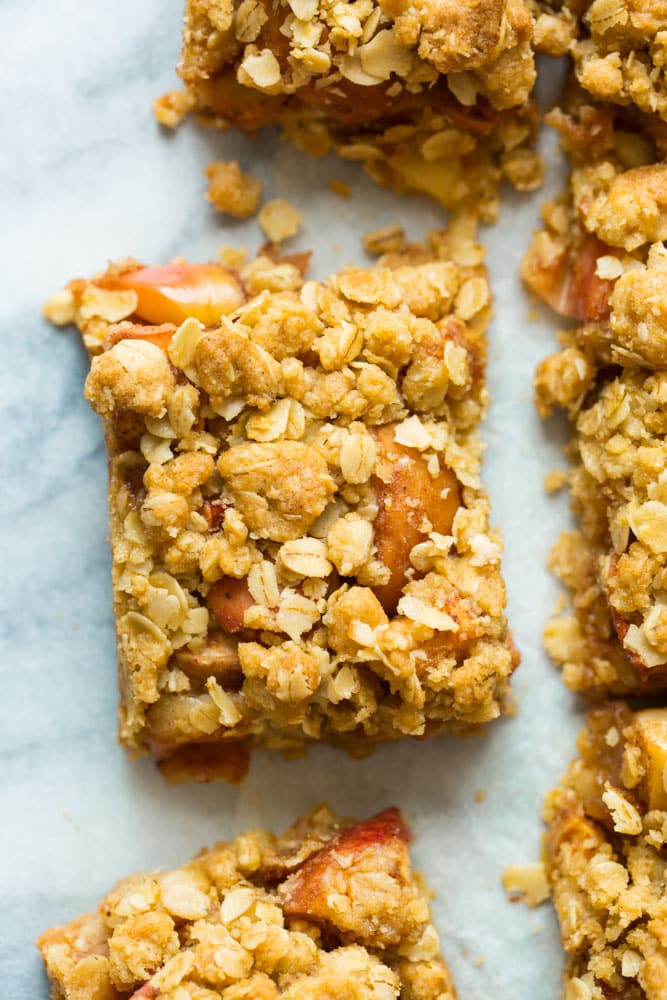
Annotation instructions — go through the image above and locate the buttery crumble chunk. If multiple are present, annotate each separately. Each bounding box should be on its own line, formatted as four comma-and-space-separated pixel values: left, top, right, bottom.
37, 806, 458, 1000
523, 103, 667, 696
544, 703, 667, 999
534, 0, 667, 125
158, 0, 543, 220
46, 233, 517, 780
205, 161, 262, 218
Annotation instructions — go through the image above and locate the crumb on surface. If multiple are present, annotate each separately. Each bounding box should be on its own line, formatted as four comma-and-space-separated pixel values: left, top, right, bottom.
328, 179, 351, 198
152, 88, 194, 128
204, 160, 262, 218
258, 199, 303, 243
544, 469, 567, 494
363, 225, 407, 256
502, 863, 550, 907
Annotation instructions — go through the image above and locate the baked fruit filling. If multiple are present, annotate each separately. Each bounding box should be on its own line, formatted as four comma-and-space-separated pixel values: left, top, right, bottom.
154, 0, 544, 219
524, 101, 667, 695
37, 806, 458, 1000
544, 704, 667, 998
45, 232, 517, 780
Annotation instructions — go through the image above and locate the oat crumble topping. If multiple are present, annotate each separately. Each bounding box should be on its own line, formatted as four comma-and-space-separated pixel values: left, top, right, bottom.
535, 0, 667, 125
205, 161, 263, 218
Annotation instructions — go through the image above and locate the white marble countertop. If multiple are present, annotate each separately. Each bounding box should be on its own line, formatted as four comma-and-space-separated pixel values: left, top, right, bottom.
1, 4, 579, 995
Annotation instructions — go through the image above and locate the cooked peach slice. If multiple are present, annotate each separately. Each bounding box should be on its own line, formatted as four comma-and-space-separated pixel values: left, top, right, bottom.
631, 709, 667, 811
371, 424, 461, 614
523, 234, 617, 322
157, 741, 250, 785
98, 263, 245, 326
280, 808, 412, 945
107, 322, 176, 352
207, 577, 254, 633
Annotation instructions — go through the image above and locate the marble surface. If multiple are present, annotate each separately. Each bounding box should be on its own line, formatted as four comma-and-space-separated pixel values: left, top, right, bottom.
1, 4, 580, 995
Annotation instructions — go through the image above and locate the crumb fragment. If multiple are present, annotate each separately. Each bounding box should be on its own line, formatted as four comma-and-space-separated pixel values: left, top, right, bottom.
474, 789, 486, 803
204, 160, 262, 218
544, 469, 567, 494
152, 88, 195, 128
258, 198, 302, 243
502, 862, 550, 907
328, 179, 351, 198
363, 225, 406, 256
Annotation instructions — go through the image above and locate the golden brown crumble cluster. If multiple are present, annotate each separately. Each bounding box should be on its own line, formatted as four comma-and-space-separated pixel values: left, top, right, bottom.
38, 806, 457, 1000
154, 0, 543, 219
523, 102, 667, 695
544, 703, 667, 999
534, 0, 667, 124
45, 231, 517, 781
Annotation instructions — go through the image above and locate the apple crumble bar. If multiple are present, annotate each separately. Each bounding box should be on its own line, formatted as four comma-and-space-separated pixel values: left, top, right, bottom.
155, 0, 543, 220
523, 104, 667, 695
37, 805, 457, 1000
45, 234, 518, 780
544, 702, 667, 999
534, 0, 667, 125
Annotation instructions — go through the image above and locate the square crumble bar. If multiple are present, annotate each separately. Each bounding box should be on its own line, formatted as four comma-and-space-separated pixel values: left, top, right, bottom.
155, 0, 543, 220
46, 233, 518, 781
544, 703, 667, 999
37, 806, 458, 1000
523, 100, 667, 695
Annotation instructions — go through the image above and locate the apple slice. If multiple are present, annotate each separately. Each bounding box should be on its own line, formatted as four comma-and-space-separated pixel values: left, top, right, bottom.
107, 322, 177, 352
631, 709, 667, 811
98, 262, 245, 326
172, 631, 241, 684
371, 424, 461, 614
523, 234, 617, 322
207, 577, 254, 633
280, 808, 412, 946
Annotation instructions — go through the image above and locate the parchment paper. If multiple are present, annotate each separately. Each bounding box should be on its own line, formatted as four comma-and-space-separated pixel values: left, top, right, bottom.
1, 6, 581, 994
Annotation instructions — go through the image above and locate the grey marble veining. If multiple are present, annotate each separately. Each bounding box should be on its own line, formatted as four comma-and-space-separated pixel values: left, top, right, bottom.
2, 4, 576, 995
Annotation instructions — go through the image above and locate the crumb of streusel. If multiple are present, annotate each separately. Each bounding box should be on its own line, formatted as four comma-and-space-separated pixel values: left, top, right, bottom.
258, 199, 302, 243
544, 469, 567, 494
502, 863, 550, 907
204, 160, 262, 218
328, 179, 351, 199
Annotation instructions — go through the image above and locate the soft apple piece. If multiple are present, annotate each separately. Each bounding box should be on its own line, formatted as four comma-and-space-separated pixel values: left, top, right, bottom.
99, 262, 245, 326
207, 577, 255, 633
372, 424, 461, 614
